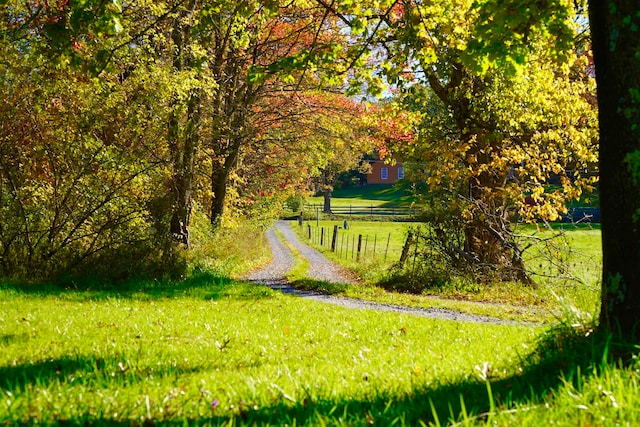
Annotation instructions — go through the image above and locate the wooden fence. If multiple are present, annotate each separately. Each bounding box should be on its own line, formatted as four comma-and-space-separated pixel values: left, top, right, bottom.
304, 223, 392, 262
303, 204, 418, 219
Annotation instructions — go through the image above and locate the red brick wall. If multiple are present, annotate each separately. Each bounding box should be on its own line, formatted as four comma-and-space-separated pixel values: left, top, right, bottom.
367, 161, 403, 184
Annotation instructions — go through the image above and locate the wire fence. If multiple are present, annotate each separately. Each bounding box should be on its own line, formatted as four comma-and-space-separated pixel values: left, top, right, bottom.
303, 223, 393, 262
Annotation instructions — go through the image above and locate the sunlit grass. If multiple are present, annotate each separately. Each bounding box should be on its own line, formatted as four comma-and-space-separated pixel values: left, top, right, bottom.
187, 216, 272, 279
306, 184, 414, 208
0, 278, 536, 425
1, 219, 638, 426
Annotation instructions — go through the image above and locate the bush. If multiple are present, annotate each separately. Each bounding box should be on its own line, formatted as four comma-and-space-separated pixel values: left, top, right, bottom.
285, 195, 306, 213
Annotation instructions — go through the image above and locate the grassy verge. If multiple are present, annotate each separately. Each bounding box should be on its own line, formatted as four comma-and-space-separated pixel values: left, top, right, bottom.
187, 219, 272, 279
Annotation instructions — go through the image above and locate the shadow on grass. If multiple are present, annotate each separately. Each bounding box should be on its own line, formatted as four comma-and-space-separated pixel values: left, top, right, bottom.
8, 327, 629, 426
197, 326, 620, 426
288, 278, 350, 295
0, 271, 276, 302
0, 354, 205, 393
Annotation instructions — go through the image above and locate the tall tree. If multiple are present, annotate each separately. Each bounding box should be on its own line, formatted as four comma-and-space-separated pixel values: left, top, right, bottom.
589, 1, 640, 340
200, 0, 350, 228
166, 0, 206, 247
459, 0, 640, 339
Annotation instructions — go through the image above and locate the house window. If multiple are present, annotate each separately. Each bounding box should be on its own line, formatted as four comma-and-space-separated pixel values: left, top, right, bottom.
381, 167, 388, 180
397, 167, 404, 180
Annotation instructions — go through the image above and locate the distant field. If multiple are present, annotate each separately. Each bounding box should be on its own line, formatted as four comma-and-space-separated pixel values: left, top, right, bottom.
298, 219, 413, 263
306, 184, 414, 208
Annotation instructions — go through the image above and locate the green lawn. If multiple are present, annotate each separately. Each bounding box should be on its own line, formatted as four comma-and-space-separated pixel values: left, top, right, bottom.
2, 277, 637, 426
1, 217, 637, 426
306, 184, 415, 208
0, 277, 534, 425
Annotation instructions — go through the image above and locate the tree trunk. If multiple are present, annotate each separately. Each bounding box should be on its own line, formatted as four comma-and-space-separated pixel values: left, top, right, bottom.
169, 94, 200, 248
210, 139, 242, 228
210, 162, 228, 228
589, 1, 640, 341
167, 3, 200, 248
323, 188, 332, 213
459, 148, 532, 284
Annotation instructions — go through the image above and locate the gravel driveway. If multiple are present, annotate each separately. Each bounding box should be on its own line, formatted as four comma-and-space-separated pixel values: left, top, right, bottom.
245, 221, 525, 325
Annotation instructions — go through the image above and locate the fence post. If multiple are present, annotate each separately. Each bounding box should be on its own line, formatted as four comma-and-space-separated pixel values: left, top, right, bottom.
384, 233, 391, 261
331, 225, 338, 251
373, 234, 377, 258
351, 236, 355, 260
398, 231, 414, 268
412, 232, 419, 274
321, 227, 324, 246
307, 224, 311, 240
357, 234, 363, 261
345, 235, 349, 259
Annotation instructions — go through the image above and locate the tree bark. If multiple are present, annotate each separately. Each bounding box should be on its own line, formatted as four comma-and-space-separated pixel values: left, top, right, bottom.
323, 188, 332, 213
210, 138, 242, 228
167, 0, 200, 248
169, 94, 200, 247
463, 165, 532, 284
589, 1, 640, 341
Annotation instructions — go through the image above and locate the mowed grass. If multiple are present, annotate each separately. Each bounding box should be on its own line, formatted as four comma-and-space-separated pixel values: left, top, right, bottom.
292, 219, 602, 324
1, 277, 541, 426
1, 221, 638, 426
306, 184, 414, 207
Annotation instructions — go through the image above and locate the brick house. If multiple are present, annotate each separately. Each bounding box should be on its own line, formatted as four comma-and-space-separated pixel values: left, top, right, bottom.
367, 160, 404, 184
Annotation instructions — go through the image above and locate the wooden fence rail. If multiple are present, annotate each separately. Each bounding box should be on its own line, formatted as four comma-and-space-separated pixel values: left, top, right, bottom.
303, 204, 418, 218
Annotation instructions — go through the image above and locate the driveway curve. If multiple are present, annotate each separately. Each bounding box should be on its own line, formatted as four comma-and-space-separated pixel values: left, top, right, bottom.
245, 221, 525, 325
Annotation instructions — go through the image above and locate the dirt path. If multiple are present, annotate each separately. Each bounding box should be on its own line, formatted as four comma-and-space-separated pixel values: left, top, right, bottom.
245, 221, 527, 325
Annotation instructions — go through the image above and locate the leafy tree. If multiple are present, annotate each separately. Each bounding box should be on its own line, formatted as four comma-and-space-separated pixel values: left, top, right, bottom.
224, 91, 370, 218
0, 1, 202, 278
201, 0, 352, 228
0, 53, 169, 279
300, 94, 370, 214
339, 0, 598, 283
440, 0, 640, 341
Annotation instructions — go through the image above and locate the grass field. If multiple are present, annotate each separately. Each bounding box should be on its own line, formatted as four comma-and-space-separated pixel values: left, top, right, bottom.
2, 276, 638, 426
2, 187, 630, 426
0, 277, 532, 424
